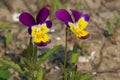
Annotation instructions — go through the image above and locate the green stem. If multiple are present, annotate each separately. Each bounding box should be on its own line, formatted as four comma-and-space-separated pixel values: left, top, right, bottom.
33, 45, 37, 64
30, 39, 37, 79
63, 28, 68, 80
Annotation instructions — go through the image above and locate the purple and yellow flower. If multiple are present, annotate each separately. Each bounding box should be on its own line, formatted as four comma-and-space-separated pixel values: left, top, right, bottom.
56, 9, 90, 39
19, 7, 52, 46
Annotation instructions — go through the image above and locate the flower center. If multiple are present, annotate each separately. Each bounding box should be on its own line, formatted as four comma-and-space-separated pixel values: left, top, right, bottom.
74, 29, 84, 37
31, 24, 50, 43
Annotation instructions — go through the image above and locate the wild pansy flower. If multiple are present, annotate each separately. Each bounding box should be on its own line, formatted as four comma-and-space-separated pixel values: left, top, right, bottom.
56, 9, 90, 39
19, 7, 52, 46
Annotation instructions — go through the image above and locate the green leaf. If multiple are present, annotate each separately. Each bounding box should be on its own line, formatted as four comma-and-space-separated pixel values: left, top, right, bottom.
80, 74, 94, 80
37, 45, 61, 65
70, 44, 78, 64
0, 65, 8, 70
36, 68, 45, 80
0, 57, 24, 74
20, 57, 34, 70
20, 58, 30, 73
75, 71, 81, 80
0, 65, 11, 80
106, 22, 114, 34
72, 44, 77, 53
5, 30, 12, 46
70, 53, 78, 64
0, 70, 11, 79
0, 22, 11, 29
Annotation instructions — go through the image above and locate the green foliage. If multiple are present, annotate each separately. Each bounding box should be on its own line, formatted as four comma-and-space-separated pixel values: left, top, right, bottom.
18, 45, 61, 79
80, 74, 94, 80
0, 22, 12, 46
20, 57, 33, 72
106, 22, 114, 35
67, 43, 94, 80
67, 66, 94, 80
36, 68, 45, 80
116, 18, 120, 28
69, 71, 81, 80
68, 70, 94, 80
0, 65, 11, 80
37, 45, 61, 65
70, 53, 78, 64
26, 38, 38, 62
0, 57, 24, 75
70, 44, 78, 64
0, 22, 11, 29
5, 30, 12, 46
26, 38, 33, 61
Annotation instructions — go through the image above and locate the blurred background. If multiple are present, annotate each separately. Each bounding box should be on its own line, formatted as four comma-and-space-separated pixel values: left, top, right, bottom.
0, 0, 120, 80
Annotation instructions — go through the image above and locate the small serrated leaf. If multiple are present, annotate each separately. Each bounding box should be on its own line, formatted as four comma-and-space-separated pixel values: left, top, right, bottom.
0, 57, 24, 74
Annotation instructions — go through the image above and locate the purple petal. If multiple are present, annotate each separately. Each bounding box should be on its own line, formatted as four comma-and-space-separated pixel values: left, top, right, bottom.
71, 9, 82, 22
34, 40, 51, 47
19, 12, 36, 26
65, 22, 70, 27
82, 14, 90, 22
28, 27, 32, 34
36, 7, 50, 24
44, 20, 52, 28
56, 9, 73, 23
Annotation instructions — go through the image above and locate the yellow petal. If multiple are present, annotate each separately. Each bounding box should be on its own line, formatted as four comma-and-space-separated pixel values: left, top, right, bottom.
68, 22, 75, 32
74, 30, 89, 38
32, 27, 37, 37
40, 24, 50, 33
77, 17, 88, 30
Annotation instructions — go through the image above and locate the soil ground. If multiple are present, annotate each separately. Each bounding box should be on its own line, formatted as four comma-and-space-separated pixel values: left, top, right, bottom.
0, 0, 120, 80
